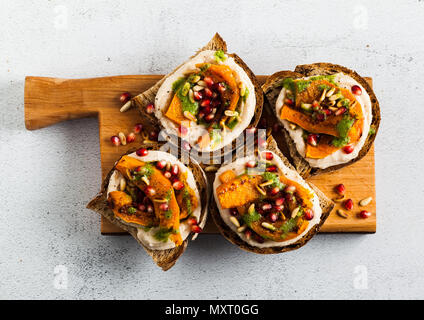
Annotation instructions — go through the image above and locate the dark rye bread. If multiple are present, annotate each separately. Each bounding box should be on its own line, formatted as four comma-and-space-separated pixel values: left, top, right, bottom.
133, 33, 263, 154
262, 63, 381, 178
87, 143, 209, 271
210, 136, 334, 254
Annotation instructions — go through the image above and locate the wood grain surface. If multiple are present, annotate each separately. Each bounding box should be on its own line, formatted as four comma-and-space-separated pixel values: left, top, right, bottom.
25, 75, 376, 234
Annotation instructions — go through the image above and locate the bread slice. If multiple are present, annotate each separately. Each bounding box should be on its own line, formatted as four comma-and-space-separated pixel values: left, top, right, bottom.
262, 63, 380, 177
210, 136, 334, 254
87, 143, 209, 271
133, 33, 263, 153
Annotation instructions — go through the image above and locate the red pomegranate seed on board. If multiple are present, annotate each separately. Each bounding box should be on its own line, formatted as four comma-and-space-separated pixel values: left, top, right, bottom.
120, 92, 131, 103
126, 132, 136, 143
335, 184, 346, 196
344, 199, 354, 211
111, 136, 121, 146
359, 210, 371, 219
134, 123, 143, 134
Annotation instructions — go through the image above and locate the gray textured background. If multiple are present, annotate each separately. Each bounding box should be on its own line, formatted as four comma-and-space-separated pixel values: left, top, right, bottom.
1, 0, 423, 299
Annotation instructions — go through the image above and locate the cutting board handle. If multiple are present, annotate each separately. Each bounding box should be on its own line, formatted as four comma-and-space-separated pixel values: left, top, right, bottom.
24, 76, 100, 130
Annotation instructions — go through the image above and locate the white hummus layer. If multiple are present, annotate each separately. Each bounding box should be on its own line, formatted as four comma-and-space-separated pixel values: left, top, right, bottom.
107, 151, 202, 250
275, 73, 372, 169
213, 151, 322, 248
155, 50, 256, 152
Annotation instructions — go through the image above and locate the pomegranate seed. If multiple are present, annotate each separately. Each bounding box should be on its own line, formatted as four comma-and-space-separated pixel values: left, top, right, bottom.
202, 106, 212, 115
244, 229, 252, 239
204, 88, 213, 98
193, 91, 203, 101
344, 199, 354, 211
285, 98, 294, 106
198, 112, 205, 119
191, 225, 202, 233
270, 187, 280, 196
134, 166, 144, 173
171, 164, 179, 176
351, 85, 362, 96
188, 217, 198, 226
359, 210, 371, 219
268, 212, 278, 222
137, 204, 146, 212
335, 107, 346, 116
312, 100, 319, 108
272, 123, 281, 133
136, 148, 148, 157
275, 198, 285, 206
126, 132, 136, 143
134, 123, 143, 134
147, 205, 154, 213
156, 160, 167, 170
343, 145, 354, 154
204, 76, 214, 87
323, 109, 332, 115
266, 165, 277, 172
229, 208, 238, 216
204, 113, 215, 122
201, 99, 211, 107
307, 134, 318, 147
149, 130, 158, 141
285, 185, 296, 193
164, 171, 172, 179
335, 184, 346, 196
263, 152, 274, 161
182, 140, 191, 151
173, 180, 184, 191
304, 208, 314, 220
159, 203, 169, 211
120, 92, 131, 103
144, 186, 156, 197
146, 103, 155, 114
111, 136, 121, 146
262, 204, 272, 211
217, 83, 226, 92
316, 113, 325, 122
245, 160, 257, 168
274, 205, 284, 211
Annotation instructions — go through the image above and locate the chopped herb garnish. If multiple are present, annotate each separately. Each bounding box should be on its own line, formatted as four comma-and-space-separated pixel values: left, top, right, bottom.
262, 172, 285, 189
295, 80, 311, 93
182, 189, 192, 216
331, 136, 350, 148
154, 228, 173, 242
214, 50, 227, 63
280, 217, 299, 238
242, 209, 261, 227
127, 207, 136, 215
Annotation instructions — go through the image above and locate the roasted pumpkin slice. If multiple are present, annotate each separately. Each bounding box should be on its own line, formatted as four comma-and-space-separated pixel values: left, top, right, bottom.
216, 174, 262, 209
108, 191, 158, 227
164, 94, 187, 126
115, 156, 183, 246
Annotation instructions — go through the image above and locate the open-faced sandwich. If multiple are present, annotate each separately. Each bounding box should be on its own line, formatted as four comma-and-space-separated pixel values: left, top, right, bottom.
134, 33, 263, 153
87, 144, 208, 271
262, 63, 380, 177
211, 137, 333, 254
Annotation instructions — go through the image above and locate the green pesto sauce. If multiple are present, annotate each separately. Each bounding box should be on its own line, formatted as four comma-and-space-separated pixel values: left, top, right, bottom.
261, 172, 285, 189
154, 228, 178, 242
336, 115, 355, 138
279, 217, 299, 238
182, 189, 192, 216
214, 50, 227, 63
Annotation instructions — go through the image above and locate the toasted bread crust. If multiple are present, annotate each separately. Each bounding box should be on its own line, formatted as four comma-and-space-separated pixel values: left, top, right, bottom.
210, 136, 334, 254
262, 63, 380, 177
133, 33, 263, 153
87, 143, 209, 271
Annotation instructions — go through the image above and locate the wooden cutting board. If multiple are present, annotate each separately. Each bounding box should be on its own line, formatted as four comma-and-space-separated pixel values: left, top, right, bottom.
24, 75, 376, 234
